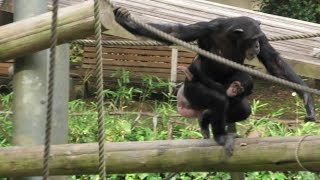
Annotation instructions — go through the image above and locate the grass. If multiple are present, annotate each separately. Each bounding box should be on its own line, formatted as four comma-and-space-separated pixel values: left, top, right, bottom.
0, 70, 319, 179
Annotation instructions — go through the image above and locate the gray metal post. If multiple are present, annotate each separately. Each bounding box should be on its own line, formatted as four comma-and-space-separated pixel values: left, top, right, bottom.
12, 1, 68, 180
50, 44, 69, 180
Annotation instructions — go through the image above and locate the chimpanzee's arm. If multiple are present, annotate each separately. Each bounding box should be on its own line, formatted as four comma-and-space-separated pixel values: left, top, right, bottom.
257, 35, 316, 121
188, 60, 226, 93
197, 71, 225, 92
114, 7, 220, 43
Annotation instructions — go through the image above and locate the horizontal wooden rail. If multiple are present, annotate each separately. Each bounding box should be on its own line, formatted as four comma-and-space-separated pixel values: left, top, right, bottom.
0, 136, 319, 177
0, 0, 134, 62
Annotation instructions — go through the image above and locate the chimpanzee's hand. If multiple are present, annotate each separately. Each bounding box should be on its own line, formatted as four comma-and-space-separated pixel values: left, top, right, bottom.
113, 7, 131, 20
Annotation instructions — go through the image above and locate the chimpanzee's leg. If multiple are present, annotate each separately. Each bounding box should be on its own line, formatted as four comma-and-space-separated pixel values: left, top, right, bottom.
226, 98, 251, 137
198, 109, 211, 139
184, 81, 231, 154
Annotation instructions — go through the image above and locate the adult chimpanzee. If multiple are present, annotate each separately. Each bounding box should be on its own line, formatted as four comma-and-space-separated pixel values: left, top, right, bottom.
113, 7, 316, 155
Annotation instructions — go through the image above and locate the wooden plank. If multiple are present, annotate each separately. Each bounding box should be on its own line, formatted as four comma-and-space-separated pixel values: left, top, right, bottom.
86, 69, 183, 80
83, 64, 170, 72
83, 60, 171, 68
83, 53, 193, 63
82, 60, 187, 69
86, 45, 173, 50
85, 47, 172, 56
84, 47, 196, 58
0, 63, 11, 68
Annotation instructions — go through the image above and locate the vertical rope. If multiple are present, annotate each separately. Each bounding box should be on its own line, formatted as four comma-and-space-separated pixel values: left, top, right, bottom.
42, 0, 59, 179
93, 0, 106, 179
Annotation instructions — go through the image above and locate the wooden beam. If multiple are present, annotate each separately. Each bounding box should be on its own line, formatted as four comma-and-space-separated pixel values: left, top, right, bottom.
0, 0, 135, 62
0, 136, 319, 177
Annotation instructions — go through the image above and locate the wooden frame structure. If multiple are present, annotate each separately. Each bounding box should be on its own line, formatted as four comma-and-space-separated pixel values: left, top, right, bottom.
0, 0, 319, 177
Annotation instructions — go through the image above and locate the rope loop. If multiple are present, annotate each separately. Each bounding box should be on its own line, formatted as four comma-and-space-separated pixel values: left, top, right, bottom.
295, 135, 314, 172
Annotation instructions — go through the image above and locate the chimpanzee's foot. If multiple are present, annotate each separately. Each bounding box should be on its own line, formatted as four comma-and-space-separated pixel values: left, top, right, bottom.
304, 115, 316, 122
214, 133, 236, 156
201, 128, 210, 139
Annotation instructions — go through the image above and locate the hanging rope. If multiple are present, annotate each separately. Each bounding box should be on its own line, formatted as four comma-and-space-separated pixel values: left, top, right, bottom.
93, 0, 106, 179
42, 0, 59, 179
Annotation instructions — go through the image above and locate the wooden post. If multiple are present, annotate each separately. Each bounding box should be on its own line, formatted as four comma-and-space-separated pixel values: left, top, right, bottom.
169, 47, 178, 94
230, 172, 245, 180
0, 136, 319, 176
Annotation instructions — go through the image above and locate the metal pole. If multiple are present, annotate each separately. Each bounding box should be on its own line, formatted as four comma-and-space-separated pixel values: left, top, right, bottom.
49, 44, 69, 180
12, 1, 68, 180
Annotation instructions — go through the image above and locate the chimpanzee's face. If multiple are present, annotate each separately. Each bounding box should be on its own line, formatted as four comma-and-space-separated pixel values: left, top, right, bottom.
227, 17, 263, 60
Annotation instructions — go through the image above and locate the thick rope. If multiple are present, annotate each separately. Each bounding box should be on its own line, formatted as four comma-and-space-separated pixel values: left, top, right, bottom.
42, 0, 59, 179
93, 0, 106, 179
0, 0, 4, 7
121, 15, 320, 96
74, 30, 320, 46
74, 39, 165, 46
268, 32, 320, 41
295, 135, 313, 172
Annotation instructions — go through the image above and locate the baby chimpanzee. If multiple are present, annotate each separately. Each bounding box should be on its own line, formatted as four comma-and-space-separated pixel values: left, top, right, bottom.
177, 66, 253, 138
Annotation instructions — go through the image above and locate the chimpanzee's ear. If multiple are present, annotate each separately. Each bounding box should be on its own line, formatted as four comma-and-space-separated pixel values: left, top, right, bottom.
227, 28, 244, 38
233, 28, 244, 33
233, 28, 244, 34
256, 20, 261, 25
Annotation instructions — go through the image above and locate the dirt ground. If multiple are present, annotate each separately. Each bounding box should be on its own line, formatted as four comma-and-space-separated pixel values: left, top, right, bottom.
248, 78, 320, 121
